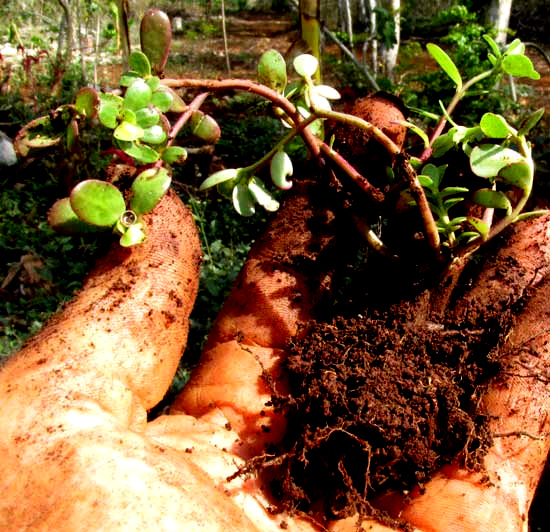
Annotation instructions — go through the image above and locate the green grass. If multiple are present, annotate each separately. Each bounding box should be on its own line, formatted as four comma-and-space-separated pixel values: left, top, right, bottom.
0, 163, 105, 358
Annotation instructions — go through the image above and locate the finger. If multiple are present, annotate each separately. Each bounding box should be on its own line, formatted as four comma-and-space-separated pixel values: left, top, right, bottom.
4, 190, 201, 413
0, 190, 326, 531
375, 216, 550, 530
399, 274, 550, 531
173, 180, 346, 456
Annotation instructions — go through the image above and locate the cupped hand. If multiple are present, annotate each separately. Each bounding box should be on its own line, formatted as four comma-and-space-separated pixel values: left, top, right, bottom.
0, 186, 548, 531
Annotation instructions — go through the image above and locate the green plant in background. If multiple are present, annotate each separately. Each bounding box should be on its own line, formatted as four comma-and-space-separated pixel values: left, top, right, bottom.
400, 4, 516, 123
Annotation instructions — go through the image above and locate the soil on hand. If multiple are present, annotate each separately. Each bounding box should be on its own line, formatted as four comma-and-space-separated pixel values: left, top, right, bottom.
269, 303, 502, 529
240, 168, 539, 529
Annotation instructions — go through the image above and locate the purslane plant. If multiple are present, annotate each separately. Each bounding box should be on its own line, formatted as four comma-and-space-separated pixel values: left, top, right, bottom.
14, 9, 220, 247
409, 36, 544, 252
14, 10, 543, 263
197, 35, 543, 258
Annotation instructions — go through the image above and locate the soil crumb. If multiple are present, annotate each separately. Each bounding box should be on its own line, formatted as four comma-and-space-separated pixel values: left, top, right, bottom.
259, 301, 504, 528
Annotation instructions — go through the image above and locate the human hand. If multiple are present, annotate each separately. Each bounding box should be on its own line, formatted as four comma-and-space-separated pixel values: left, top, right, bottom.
0, 181, 548, 531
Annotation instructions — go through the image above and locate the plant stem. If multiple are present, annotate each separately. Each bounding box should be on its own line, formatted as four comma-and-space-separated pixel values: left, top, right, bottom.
312, 107, 401, 156
487, 135, 534, 239
397, 154, 441, 253
161, 78, 320, 158
319, 142, 384, 203
421, 68, 497, 161
153, 92, 210, 170
244, 114, 319, 175
166, 92, 210, 147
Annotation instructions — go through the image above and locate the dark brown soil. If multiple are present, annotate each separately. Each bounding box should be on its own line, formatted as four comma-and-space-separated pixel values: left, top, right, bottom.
249, 241, 515, 529
271, 307, 499, 524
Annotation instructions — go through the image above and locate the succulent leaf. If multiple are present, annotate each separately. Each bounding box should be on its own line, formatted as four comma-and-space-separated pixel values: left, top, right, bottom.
70, 180, 126, 227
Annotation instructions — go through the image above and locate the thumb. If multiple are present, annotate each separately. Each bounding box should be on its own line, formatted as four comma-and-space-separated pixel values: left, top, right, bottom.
3, 189, 201, 414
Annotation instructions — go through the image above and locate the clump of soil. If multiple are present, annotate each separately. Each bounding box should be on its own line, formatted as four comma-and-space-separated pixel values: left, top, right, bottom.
260, 301, 504, 528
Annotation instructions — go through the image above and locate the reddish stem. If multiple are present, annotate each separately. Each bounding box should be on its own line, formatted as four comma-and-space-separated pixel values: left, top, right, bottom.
162, 77, 320, 158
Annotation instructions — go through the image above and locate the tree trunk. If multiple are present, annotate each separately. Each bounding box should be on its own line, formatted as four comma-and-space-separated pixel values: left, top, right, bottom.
367, 0, 378, 75
56, 0, 73, 67
342, 0, 354, 51
487, 0, 513, 46
221, 0, 231, 74
115, 0, 130, 68
380, 0, 400, 81
300, 0, 322, 80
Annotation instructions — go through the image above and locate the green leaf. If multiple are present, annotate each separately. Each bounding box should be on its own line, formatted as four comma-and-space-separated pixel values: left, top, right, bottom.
270, 150, 293, 190
309, 90, 332, 111
70, 180, 126, 227
130, 167, 171, 215
448, 216, 468, 226
151, 87, 174, 112
141, 125, 167, 145
400, 120, 430, 149
120, 71, 141, 87
217, 178, 237, 199
421, 163, 447, 187
190, 112, 221, 143
120, 223, 146, 247
480, 113, 512, 138
257, 49, 287, 93
502, 55, 540, 80
518, 108, 545, 137
119, 141, 160, 163
98, 100, 122, 129
432, 130, 456, 158
458, 231, 482, 242
146, 76, 161, 91
162, 146, 187, 165
140, 8, 172, 75
483, 34, 501, 58
124, 79, 152, 111
66, 119, 79, 151
504, 38, 524, 56
135, 107, 160, 128
232, 182, 256, 216
467, 217, 490, 239
120, 108, 137, 124
200, 168, 239, 190
498, 161, 532, 191
74, 87, 98, 118
473, 189, 512, 215
166, 87, 187, 112
248, 177, 279, 212
114, 121, 144, 142
426, 43, 462, 89
128, 50, 152, 77
47, 197, 105, 234
312, 85, 341, 100
470, 144, 525, 178
440, 186, 469, 198
443, 197, 464, 209
14, 115, 62, 157
293, 54, 319, 79
418, 174, 434, 188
